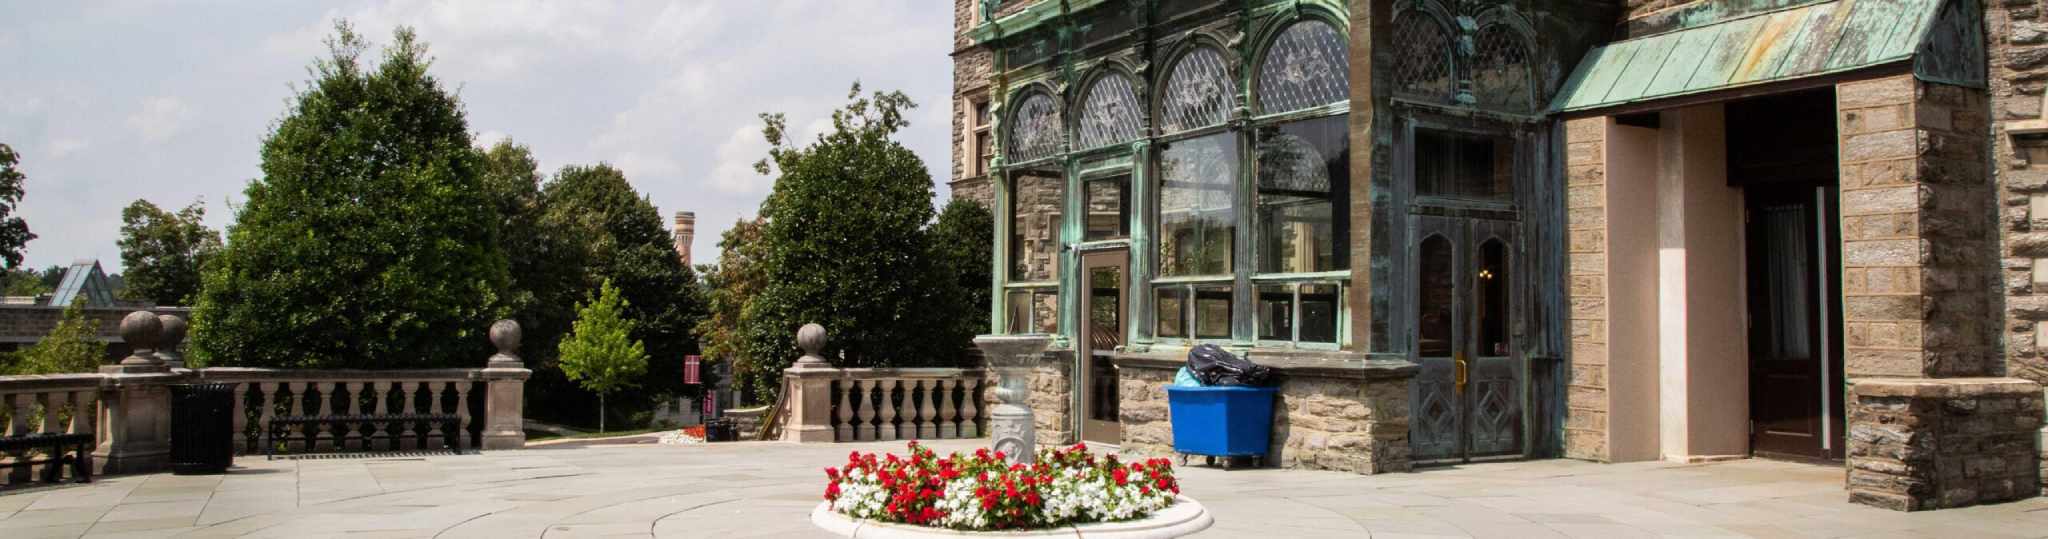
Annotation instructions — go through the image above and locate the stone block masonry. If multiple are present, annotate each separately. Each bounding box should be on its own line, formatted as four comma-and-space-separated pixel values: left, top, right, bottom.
1847, 378, 2043, 511
1113, 352, 1416, 475
1562, 116, 1612, 462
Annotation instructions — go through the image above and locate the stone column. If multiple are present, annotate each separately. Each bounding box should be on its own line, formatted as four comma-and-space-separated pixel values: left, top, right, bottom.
480, 319, 532, 450
782, 324, 840, 443
95, 311, 183, 474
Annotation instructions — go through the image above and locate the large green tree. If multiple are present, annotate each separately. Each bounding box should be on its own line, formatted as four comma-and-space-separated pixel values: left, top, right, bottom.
557, 279, 647, 432
0, 144, 37, 268
928, 199, 994, 343
478, 140, 579, 365
190, 23, 509, 369
693, 217, 767, 402
118, 200, 223, 306
739, 84, 966, 398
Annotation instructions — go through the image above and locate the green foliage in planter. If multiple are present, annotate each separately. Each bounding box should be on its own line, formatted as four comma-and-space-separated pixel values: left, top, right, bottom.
191, 23, 509, 369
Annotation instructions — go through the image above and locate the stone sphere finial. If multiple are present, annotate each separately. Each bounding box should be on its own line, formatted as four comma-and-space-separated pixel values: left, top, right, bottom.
487, 319, 523, 368
794, 323, 828, 367
154, 314, 188, 368
118, 311, 164, 367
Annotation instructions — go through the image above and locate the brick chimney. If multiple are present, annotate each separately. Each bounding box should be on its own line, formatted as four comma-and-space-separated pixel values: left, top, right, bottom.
673, 211, 696, 267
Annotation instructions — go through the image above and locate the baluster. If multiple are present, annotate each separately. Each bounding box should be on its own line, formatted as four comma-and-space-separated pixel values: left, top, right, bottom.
917, 380, 938, 440
897, 379, 918, 441
70, 390, 95, 437
399, 381, 419, 450
288, 382, 309, 453
936, 379, 957, 439
230, 383, 248, 454
40, 392, 63, 434
877, 379, 898, 441
258, 383, 279, 455
855, 379, 877, 441
8, 393, 31, 482
372, 381, 393, 451
424, 382, 445, 450
960, 378, 981, 438
835, 380, 854, 442
453, 381, 472, 452
313, 382, 336, 451
344, 382, 364, 451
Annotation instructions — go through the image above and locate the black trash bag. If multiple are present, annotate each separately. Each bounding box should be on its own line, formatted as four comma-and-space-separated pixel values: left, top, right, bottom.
1186, 344, 1274, 386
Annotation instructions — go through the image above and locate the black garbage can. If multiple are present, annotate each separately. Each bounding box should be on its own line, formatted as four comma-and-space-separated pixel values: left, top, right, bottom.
706, 418, 735, 442
169, 383, 235, 475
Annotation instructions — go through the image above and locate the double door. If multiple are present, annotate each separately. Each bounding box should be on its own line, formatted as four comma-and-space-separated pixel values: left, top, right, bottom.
1409, 216, 1524, 463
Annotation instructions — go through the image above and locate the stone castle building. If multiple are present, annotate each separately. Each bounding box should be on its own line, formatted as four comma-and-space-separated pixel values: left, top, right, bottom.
951, 0, 2048, 510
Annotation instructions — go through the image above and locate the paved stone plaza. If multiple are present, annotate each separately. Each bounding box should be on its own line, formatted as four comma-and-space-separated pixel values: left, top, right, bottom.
0, 439, 2043, 538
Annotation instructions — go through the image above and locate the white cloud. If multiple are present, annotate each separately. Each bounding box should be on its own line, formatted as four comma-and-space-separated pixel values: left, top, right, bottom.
127, 96, 196, 143
45, 137, 89, 158
708, 124, 771, 194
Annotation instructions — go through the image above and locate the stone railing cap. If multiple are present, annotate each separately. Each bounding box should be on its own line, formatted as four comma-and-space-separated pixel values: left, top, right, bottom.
1849, 377, 2043, 398
0, 373, 107, 392
193, 367, 486, 381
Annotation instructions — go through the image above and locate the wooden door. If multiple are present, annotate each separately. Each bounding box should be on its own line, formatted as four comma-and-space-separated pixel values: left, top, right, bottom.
1080, 250, 1126, 445
1746, 184, 1838, 459
1409, 217, 1524, 463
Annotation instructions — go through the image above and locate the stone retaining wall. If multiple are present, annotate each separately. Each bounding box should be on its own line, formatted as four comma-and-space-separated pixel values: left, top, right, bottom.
1113, 352, 1416, 475
1847, 378, 2044, 511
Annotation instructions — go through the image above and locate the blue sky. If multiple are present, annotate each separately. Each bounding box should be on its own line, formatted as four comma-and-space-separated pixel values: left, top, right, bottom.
0, 1, 956, 272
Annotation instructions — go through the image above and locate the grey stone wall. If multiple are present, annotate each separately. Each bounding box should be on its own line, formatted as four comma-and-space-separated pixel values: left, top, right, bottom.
1116, 361, 1413, 475
1847, 378, 2044, 511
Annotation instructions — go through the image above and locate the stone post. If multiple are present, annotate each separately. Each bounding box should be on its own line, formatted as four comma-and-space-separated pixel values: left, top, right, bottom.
154, 314, 187, 369
782, 324, 840, 443
975, 334, 1051, 465
95, 311, 183, 474
480, 319, 532, 450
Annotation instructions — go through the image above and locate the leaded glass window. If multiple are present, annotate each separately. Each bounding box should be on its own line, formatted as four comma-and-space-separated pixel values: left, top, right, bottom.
1159, 47, 1231, 134
1075, 72, 1143, 150
1255, 116, 1348, 274
1256, 20, 1348, 114
1009, 92, 1062, 163
1390, 11, 1454, 102
1472, 25, 1535, 113
1157, 132, 1237, 277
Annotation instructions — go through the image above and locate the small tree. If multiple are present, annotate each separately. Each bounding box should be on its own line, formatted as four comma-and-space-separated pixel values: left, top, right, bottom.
118, 199, 223, 305
12, 302, 106, 375
557, 279, 647, 432
0, 143, 37, 268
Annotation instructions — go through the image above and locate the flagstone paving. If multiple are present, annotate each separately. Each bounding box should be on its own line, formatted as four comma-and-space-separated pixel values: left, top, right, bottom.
0, 438, 2043, 538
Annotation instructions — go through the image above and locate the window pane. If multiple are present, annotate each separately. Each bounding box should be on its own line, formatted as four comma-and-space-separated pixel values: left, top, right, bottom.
1415, 129, 1512, 199
1195, 285, 1232, 339
1083, 176, 1130, 241
1076, 73, 1143, 150
1159, 47, 1231, 134
1477, 240, 1508, 356
1158, 132, 1237, 277
1300, 283, 1339, 344
1156, 286, 1187, 339
1007, 290, 1030, 334
1010, 172, 1064, 282
975, 101, 992, 128
1257, 116, 1349, 273
1257, 284, 1292, 341
975, 134, 992, 177
1256, 20, 1349, 114
1391, 11, 1454, 102
1472, 25, 1535, 113
1009, 93, 1062, 162
1032, 289, 1060, 335
1418, 235, 1453, 356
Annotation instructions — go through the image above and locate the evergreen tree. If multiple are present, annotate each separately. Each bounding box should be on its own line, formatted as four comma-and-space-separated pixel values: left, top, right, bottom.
118, 199, 223, 305
12, 302, 106, 375
557, 279, 646, 432
190, 23, 509, 369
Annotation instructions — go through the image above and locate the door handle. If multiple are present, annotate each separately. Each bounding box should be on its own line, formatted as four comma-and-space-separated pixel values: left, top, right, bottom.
1454, 355, 1468, 392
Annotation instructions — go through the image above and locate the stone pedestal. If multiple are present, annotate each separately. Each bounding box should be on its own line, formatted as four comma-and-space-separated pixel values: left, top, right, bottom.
480, 319, 532, 450
94, 372, 181, 474
1847, 378, 2044, 511
975, 334, 1051, 466
782, 324, 840, 443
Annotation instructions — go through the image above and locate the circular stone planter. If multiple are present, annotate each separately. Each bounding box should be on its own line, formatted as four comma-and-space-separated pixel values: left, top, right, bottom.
810, 496, 1213, 538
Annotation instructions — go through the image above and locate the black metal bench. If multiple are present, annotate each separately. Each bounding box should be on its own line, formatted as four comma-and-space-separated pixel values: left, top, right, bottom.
0, 432, 93, 483
265, 414, 464, 459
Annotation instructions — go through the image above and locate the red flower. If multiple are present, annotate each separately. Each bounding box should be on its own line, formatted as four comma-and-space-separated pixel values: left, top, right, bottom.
1112, 467, 1129, 486
824, 482, 840, 500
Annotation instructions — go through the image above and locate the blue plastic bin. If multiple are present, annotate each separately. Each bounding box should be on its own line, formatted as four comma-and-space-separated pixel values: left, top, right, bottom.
1165, 386, 1277, 468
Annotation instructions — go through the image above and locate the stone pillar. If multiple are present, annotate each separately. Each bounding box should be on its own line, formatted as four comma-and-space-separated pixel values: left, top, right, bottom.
782, 323, 839, 443
480, 319, 532, 450
1563, 116, 1616, 462
1846, 378, 2043, 511
95, 311, 181, 474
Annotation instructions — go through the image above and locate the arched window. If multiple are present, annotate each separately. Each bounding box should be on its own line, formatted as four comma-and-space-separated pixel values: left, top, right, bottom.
1256, 20, 1348, 114
1075, 71, 1143, 150
1471, 24, 1535, 113
1390, 11, 1454, 102
1158, 47, 1231, 134
1008, 92, 1062, 163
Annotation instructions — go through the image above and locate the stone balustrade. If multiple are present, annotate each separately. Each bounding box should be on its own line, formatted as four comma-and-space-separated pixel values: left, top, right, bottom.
779, 324, 988, 443
0, 313, 531, 485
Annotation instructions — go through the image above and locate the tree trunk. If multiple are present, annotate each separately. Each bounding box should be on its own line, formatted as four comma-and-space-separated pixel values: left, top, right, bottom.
598, 393, 606, 433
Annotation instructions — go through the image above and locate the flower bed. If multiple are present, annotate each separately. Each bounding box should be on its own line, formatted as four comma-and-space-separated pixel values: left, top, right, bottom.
822, 441, 1181, 531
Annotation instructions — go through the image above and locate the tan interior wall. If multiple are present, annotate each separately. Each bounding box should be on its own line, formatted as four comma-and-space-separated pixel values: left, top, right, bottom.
1605, 121, 1664, 463
1656, 105, 1750, 460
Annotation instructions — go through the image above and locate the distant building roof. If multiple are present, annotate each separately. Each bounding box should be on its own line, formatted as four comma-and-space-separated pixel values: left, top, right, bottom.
50, 260, 115, 308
